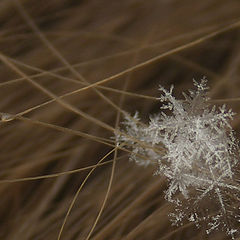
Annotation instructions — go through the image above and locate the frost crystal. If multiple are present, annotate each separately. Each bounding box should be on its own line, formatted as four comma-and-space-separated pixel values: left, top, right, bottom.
117, 78, 240, 239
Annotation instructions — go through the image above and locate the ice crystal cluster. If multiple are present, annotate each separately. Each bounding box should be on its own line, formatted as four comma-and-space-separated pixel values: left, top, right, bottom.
117, 78, 240, 239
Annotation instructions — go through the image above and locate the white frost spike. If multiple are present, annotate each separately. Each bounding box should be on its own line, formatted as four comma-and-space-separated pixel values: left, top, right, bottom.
116, 78, 240, 239
0, 112, 14, 122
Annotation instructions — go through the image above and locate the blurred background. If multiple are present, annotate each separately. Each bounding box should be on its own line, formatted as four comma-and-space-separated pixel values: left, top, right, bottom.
0, 0, 240, 239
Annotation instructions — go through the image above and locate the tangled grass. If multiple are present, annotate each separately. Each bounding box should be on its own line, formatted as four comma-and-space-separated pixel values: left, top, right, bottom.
0, 0, 240, 239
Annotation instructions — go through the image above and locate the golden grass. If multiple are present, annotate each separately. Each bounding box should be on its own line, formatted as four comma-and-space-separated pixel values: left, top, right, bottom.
0, 0, 240, 239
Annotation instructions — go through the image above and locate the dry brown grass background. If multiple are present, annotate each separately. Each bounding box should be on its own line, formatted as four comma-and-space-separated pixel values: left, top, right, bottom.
0, 0, 240, 239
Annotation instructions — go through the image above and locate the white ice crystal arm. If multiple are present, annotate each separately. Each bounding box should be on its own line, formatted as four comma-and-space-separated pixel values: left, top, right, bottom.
117, 78, 240, 239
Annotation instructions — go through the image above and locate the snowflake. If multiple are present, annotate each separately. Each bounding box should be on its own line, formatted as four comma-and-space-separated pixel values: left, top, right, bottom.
116, 77, 240, 239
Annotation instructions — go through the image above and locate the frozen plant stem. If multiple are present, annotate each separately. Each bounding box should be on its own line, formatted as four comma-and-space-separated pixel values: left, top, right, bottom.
116, 78, 240, 239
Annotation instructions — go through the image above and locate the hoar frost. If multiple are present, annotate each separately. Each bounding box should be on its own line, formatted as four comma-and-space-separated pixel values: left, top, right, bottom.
117, 78, 240, 239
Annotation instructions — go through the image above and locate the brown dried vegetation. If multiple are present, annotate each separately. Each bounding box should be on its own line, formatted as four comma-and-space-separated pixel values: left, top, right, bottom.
0, 0, 240, 239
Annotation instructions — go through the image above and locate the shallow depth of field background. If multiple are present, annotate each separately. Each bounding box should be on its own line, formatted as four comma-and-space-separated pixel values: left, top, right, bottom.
0, 0, 240, 239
